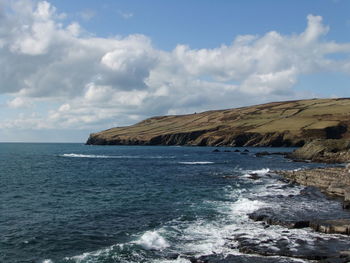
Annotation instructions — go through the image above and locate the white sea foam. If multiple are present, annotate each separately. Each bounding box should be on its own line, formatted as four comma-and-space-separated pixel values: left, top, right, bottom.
229, 197, 267, 216
59, 165, 332, 263
178, 161, 214, 165
65, 244, 118, 262
42, 260, 54, 263
243, 168, 270, 176
61, 153, 130, 158
61, 153, 175, 159
153, 258, 191, 263
134, 231, 169, 250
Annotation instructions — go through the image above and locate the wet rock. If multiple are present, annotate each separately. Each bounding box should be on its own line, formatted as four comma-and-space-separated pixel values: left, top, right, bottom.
212, 149, 220, 152
234, 234, 350, 261
246, 173, 261, 180
255, 151, 270, 157
343, 201, 350, 209
243, 149, 250, 152
248, 210, 310, 229
234, 149, 241, 152
191, 254, 311, 263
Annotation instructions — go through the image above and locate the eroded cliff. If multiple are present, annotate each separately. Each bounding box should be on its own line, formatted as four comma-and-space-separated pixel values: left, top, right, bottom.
87, 98, 350, 146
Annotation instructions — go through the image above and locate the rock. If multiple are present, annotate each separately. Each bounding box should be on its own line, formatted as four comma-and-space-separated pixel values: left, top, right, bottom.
277, 167, 350, 199
246, 173, 261, 180
192, 254, 309, 263
212, 149, 220, 152
255, 151, 270, 157
234, 233, 350, 261
289, 139, 350, 163
243, 149, 250, 152
234, 149, 241, 152
327, 182, 347, 197
344, 187, 350, 201
342, 201, 350, 209
310, 219, 350, 235
248, 211, 310, 229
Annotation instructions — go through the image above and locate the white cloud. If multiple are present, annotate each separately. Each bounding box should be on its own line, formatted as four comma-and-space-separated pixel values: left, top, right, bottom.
7, 97, 33, 108
79, 9, 95, 21
118, 10, 133, 19
0, 1, 350, 132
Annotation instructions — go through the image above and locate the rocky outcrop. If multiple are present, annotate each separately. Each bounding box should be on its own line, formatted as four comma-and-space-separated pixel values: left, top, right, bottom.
289, 139, 350, 163
310, 219, 350, 235
86, 98, 350, 146
278, 167, 350, 198
275, 167, 350, 235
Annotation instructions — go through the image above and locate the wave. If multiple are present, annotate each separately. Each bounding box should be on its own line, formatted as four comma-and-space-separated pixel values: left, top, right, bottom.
229, 197, 267, 216
178, 161, 214, 165
61, 153, 122, 158
61, 153, 175, 159
134, 230, 169, 250
42, 166, 328, 263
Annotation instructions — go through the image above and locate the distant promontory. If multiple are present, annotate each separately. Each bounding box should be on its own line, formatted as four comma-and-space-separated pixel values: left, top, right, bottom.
86, 98, 350, 147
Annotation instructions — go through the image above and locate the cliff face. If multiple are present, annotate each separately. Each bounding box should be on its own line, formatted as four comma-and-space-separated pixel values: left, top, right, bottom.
86, 98, 350, 146
289, 139, 350, 163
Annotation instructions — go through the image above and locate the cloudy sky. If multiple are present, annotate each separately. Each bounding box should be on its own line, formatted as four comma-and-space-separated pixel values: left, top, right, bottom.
0, 0, 350, 142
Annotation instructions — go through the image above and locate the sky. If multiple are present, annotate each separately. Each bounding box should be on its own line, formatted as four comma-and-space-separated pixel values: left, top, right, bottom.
0, 0, 350, 142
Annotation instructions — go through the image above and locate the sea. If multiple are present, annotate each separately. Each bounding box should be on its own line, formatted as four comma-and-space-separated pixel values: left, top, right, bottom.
1, 143, 350, 263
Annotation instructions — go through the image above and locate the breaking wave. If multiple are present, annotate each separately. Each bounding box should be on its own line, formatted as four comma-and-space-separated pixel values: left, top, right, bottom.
61, 153, 175, 159
178, 161, 214, 165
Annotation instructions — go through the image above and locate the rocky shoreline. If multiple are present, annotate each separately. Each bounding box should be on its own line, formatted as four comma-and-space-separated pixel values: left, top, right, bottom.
232, 166, 350, 263
278, 167, 350, 209
208, 139, 350, 263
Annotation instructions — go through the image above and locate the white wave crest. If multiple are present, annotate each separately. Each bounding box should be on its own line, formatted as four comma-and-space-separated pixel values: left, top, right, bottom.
251, 168, 270, 175
61, 153, 175, 159
62, 153, 114, 158
178, 161, 214, 165
153, 258, 191, 263
135, 231, 169, 250
230, 197, 267, 216
241, 168, 270, 178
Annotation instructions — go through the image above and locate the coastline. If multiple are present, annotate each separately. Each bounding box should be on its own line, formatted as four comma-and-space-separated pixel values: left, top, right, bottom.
191, 160, 350, 263
252, 165, 350, 262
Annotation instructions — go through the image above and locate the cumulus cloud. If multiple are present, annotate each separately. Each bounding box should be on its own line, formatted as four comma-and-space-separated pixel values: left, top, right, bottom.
1, 1, 350, 132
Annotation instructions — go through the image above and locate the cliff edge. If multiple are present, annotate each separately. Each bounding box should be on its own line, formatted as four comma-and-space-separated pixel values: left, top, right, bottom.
86, 98, 350, 146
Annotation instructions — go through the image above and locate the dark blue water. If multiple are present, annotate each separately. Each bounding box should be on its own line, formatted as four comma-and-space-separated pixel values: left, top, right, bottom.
0, 144, 348, 263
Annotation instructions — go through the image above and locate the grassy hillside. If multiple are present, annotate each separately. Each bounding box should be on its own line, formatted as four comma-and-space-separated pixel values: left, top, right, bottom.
86, 98, 350, 146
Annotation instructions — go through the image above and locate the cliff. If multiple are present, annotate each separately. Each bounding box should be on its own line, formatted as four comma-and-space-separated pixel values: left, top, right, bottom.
86, 98, 350, 146
289, 139, 350, 163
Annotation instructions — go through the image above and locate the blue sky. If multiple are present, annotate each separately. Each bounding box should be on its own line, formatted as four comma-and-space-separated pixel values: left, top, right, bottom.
48, 0, 350, 47
0, 0, 350, 142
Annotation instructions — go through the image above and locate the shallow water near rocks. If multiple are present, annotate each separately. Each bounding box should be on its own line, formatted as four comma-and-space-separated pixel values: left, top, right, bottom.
0, 143, 349, 263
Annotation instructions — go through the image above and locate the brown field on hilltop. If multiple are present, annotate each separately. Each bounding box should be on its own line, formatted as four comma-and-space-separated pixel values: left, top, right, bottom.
86, 98, 350, 146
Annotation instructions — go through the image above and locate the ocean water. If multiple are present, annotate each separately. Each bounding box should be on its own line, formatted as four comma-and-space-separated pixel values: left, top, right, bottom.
0, 143, 349, 263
